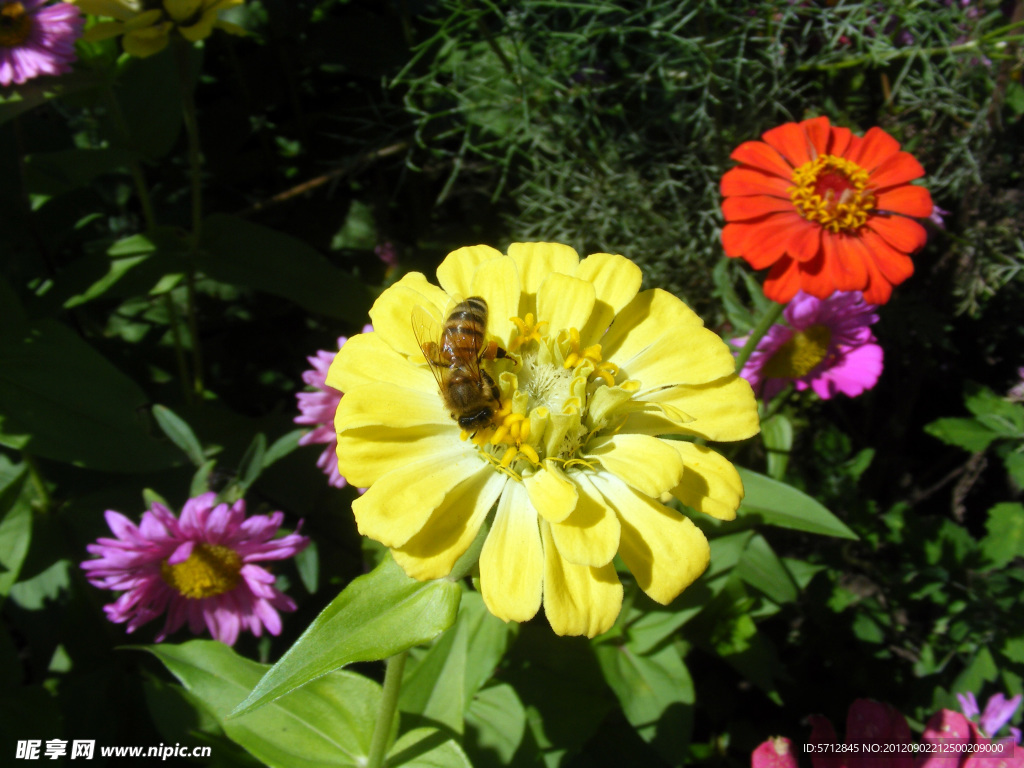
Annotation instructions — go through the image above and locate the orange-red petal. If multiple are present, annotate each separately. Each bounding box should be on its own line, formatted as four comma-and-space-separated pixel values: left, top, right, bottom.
723, 213, 808, 268
730, 141, 793, 179
875, 185, 934, 217
801, 116, 833, 158
861, 254, 894, 305
762, 122, 814, 167
826, 125, 853, 157
722, 195, 795, 222
869, 152, 926, 189
788, 220, 822, 263
823, 232, 869, 292
763, 256, 802, 302
866, 214, 927, 254
720, 166, 793, 198
861, 229, 916, 285
849, 127, 901, 171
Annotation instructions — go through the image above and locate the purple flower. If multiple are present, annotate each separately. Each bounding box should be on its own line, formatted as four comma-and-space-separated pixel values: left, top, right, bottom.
928, 204, 950, 229
735, 291, 884, 403
81, 493, 309, 646
959, 691, 1023, 741
0, 0, 83, 87
295, 326, 372, 489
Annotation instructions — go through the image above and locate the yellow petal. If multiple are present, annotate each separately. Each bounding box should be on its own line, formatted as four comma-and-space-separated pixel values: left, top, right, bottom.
123, 8, 164, 30
593, 474, 709, 604
574, 252, 643, 345
352, 449, 486, 548
471, 255, 521, 347
178, 9, 216, 41
337, 425, 455, 488
523, 461, 577, 524
392, 469, 506, 580
479, 482, 543, 623
547, 473, 620, 567
507, 242, 580, 299
81, 21, 127, 41
601, 288, 703, 363
71, 0, 141, 22
584, 433, 684, 498
335, 382, 449, 432
536, 273, 595, 338
163, 0, 201, 22
436, 244, 504, 299
326, 330, 437, 395
666, 440, 744, 521
368, 272, 451, 360
121, 23, 171, 57
629, 375, 759, 441
541, 521, 622, 637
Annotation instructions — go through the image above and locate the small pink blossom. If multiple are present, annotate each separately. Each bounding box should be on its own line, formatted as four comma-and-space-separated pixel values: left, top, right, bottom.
295, 326, 372, 489
0, 0, 83, 87
734, 291, 883, 403
81, 493, 308, 646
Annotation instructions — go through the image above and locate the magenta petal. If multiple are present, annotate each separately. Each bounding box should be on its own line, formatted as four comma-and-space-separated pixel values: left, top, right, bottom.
752, 738, 799, 768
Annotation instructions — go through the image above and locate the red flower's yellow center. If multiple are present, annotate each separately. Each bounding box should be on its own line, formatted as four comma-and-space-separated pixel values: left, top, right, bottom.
161, 544, 243, 599
763, 324, 832, 379
789, 155, 875, 233
0, 3, 32, 48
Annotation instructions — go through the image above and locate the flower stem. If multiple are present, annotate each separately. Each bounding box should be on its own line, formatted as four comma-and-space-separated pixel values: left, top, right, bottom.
366, 650, 408, 768
735, 302, 784, 373
173, 39, 205, 397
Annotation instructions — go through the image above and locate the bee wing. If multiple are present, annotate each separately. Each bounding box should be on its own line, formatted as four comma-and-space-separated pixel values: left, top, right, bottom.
411, 304, 452, 394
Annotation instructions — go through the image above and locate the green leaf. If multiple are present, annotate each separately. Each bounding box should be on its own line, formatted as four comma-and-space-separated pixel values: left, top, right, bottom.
23, 148, 137, 199
147, 640, 383, 768
964, 382, 1024, 435
0, 275, 27, 339
0, 70, 105, 124
235, 433, 267, 493
594, 641, 694, 766
760, 414, 793, 481
736, 468, 857, 539
263, 430, 306, 469
0, 458, 31, 598
331, 200, 378, 251
387, 727, 473, 768
980, 503, 1024, 569
951, 646, 998, 696
737, 534, 799, 604
924, 418, 999, 453
152, 405, 207, 467
233, 555, 461, 716
464, 684, 529, 768
190, 459, 218, 497
0, 320, 179, 472
1000, 451, 1024, 488
198, 215, 374, 323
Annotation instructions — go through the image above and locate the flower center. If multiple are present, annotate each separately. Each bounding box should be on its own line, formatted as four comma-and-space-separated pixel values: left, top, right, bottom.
788, 155, 875, 233
466, 316, 632, 481
0, 3, 31, 48
762, 324, 833, 379
161, 543, 243, 599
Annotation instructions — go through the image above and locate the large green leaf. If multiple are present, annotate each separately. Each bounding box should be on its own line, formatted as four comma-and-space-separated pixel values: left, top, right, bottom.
924, 418, 1000, 453
233, 555, 461, 716
464, 684, 529, 768
198, 215, 374, 323
147, 641, 382, 768
388, 727, 473, 768
0, 457, 31, 598
23, 147, 137, 199
980, 503, 1024, 569
736, 468, 857, 539
593, 641, 694, 767
0, 320, 179, 472
736, 534, 799, 605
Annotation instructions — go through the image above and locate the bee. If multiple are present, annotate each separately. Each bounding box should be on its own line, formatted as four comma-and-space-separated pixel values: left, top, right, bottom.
413, 296, 510, 432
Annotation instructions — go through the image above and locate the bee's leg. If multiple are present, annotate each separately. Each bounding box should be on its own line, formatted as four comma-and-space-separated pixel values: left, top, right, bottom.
483, 340, 515, 364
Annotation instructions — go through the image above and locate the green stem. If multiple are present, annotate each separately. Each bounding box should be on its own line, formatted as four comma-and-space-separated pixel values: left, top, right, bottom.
366, 650, 409, 768
164, 293, 194, 407
103, 86, 157, 232
173, 40, 205, 396
735, 302, 784, 373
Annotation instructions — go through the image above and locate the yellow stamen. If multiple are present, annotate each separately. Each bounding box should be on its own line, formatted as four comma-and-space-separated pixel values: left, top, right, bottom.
509, 313, 548, 352
0, 3, 32, 48
788, 155, 875, 233
160, 543, 242, 599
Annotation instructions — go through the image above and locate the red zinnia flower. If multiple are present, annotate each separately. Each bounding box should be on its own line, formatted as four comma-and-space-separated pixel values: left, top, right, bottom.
721, 116, 933, 305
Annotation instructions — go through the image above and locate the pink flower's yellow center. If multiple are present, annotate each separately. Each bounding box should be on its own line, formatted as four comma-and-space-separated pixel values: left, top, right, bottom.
0, 3, 31, 48
763, 324, 832, 379
788, 155, 875, 233
161, 544, 242, 599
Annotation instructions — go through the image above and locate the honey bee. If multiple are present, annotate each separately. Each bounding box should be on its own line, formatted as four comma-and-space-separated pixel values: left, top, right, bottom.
413, 296, 510, 432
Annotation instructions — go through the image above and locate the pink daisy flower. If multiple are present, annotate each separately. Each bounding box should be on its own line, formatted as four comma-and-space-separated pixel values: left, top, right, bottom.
81, 493, 309, 646
0, 0, 83, 87
735, 291, 884, 403
295, 325, 372, 490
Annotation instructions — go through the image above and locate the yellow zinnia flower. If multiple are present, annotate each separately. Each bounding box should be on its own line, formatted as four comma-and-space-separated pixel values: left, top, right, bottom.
68, 0, 245, 58
329, 243, 759, 637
